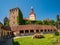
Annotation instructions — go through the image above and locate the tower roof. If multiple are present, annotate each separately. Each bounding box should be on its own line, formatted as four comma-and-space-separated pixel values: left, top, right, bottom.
4, 17, 9, 22
30, 7, 34, 15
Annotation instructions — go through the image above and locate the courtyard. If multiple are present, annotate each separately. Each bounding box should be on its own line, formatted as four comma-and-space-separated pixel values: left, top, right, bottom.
13, 34, 60, 45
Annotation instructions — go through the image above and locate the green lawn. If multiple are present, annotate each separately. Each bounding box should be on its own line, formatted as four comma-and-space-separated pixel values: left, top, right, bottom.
13, 34, 60, 45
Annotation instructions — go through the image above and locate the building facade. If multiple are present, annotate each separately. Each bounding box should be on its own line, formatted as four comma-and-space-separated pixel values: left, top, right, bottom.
9, 8, 19, 27
9, 7, 57, 36
9, 7, 36, 28
0, 26, 12, 42
11, 25, 56, 36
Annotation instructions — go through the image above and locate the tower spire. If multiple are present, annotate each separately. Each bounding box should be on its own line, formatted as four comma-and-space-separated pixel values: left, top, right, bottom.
29, 6, 36, 20
30, 6, 34, 15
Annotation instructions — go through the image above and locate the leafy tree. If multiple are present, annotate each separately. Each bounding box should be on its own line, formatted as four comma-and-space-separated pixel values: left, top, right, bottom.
4, 17, 9, 26
55, 31, 59, 36
25, 20, 32, 24
4, 21, 9, 26
49, 20, 55, 26
25, 20, 43, 25
17, 9, 23, 25
36, 20, 43, 25
31, 20, 36, 24
42, 20, 49, 25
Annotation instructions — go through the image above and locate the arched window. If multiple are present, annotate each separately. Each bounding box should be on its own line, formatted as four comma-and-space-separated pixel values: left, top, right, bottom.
13, 12, 14, 14
30, 30, 34, 33
51, 30, 52, 32
36, 30, 39, 32
48, 29, 50, 32
25, 30, 29, 33
20, 30, 24, 33
54, 29, 56, 32
44, 29, 47, 32
7, 32, 9, 35
40, 29, 43, 32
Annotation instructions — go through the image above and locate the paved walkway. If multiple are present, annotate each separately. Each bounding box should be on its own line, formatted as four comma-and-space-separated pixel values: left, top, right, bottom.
14, 36, 32, 39
2, 38, 13, 45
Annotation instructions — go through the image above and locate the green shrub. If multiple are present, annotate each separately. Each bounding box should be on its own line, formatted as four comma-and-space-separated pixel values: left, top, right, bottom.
55, 31, 59, 36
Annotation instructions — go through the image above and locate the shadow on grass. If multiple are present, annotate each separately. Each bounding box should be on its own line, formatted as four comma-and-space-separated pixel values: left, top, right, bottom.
12, 39, 20, 45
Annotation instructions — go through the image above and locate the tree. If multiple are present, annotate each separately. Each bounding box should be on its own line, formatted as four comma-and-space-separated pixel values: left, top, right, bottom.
49, 20, 55, 26
42, 20, 49, 25
25, 20, 32, 24
55, 31, 59, 36
17, 9, 23, 25
4, 17, 9, 26
31, 20, 36, 24
36, 20, 43, 25
4, 21, 9, 26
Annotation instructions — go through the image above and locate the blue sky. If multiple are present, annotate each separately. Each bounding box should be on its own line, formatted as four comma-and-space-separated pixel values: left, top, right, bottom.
0, 0, 60, 24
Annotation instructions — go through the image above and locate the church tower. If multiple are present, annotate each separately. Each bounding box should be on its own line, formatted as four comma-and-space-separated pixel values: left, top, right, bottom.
29, 7, 36, 20
9, 7, 19, 27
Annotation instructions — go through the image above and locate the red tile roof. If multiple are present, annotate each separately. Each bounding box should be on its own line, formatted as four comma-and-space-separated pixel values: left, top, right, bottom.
1, 26, 11, 31
11, 25, 57, 31
23, 18, 28, 20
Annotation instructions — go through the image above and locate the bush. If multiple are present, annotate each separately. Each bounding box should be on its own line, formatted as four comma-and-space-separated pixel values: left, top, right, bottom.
32, 33, 44, 39
55, 31, 59, 36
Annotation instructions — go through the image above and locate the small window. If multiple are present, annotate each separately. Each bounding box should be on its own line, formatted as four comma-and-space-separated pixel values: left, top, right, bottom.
30, 30, 34, 33
14, 16, 15, 19
54, 29, 56, 31
13, 22, 15, 24
20, 30, 24, 33
40, 29, 43, 32
44, 29, 47, 32
51, 30, 52, 32
25, 30, 29, 33
36, 30, 39, 32
7, 32, 9, 35
48, 29, 50, 32
13, 12, 14, 14
16, 9, 17, 11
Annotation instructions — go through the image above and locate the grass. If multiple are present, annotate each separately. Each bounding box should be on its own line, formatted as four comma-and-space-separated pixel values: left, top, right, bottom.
13, 34, 60, 45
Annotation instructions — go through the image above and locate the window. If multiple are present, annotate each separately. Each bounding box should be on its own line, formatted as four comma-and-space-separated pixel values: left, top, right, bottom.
13, 22, 15, 24
20, 30, 24, 33
7, 32, 9, 35
51, 30, 52, 32
36, 30, 39, 32
44, 29, 47, 32
40, 29, 43, 32
48, 29, 50, 32
25, 30, 29, 33
16, 9, 17, 11
14, 16, 15, 19
13, 12, 14, 14
30, 30, 34, 33
54, 29, 56, 32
